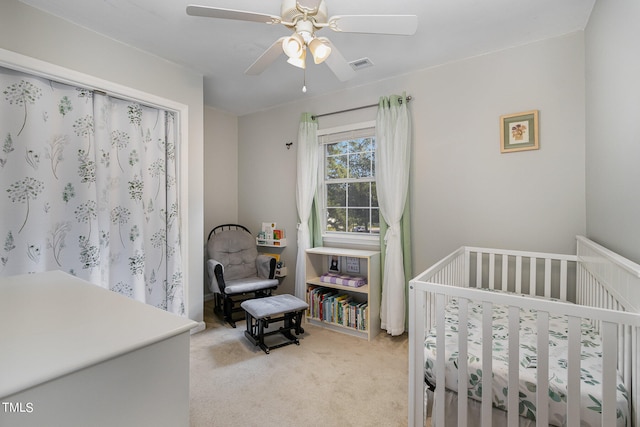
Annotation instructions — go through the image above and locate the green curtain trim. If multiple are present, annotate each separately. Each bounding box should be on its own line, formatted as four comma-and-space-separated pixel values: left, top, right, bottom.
300, 112, 318, 124
378, 92, 408, 109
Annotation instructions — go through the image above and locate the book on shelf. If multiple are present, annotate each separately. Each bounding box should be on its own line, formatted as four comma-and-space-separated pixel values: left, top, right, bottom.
307, 285, 368, 331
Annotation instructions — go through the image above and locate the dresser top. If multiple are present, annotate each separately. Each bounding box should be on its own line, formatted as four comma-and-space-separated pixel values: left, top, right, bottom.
0, 271, 196, 398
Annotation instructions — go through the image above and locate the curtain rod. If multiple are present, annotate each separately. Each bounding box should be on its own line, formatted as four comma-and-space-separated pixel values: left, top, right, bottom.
312, 95, 412, 120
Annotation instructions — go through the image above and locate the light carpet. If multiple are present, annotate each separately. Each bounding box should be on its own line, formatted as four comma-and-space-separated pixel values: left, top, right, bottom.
189, 301, 409, 427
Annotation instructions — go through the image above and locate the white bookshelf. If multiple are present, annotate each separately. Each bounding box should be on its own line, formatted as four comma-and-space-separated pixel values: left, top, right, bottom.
305, 247, 381, 341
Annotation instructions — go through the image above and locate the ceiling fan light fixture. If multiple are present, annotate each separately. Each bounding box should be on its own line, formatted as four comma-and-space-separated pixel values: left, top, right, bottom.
287, 48, 307, 69
282, 32, 305, 58
308, 37, 331, 64
187, 1, 419, 82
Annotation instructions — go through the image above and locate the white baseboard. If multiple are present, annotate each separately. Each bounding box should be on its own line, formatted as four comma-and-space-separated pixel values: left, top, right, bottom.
190, 321, 206, 334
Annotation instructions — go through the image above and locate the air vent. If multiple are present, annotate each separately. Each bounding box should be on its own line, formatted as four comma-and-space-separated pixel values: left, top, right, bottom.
349, 57, 374, 71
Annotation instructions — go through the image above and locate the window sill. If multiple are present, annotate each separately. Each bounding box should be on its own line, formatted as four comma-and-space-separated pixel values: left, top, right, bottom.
322, 233, 381, 249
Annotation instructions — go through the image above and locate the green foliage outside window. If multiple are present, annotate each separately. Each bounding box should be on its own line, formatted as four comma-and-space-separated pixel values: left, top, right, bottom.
324, 136, 379, 234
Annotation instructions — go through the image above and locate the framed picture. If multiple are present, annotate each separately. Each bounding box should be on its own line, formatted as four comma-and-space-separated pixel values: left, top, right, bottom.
346, 257, 360, 273
328, 255, 340, 272
500, 110, 539, 153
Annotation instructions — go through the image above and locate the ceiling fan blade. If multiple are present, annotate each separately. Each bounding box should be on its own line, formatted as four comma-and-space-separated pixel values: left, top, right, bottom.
186, 5, 281, 24
245, 37, 286, 75
323, 40, 356, 82
296, 0, 323, 13
328, 15, 418, 35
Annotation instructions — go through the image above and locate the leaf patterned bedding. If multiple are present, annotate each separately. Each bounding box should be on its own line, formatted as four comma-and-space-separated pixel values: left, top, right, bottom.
424, 298, 630, 426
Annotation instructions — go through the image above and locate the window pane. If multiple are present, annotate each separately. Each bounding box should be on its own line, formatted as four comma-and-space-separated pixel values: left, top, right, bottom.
372, 153, 376, 177
349, 152, 373, 178
348, 137, 373, 153
326, 208, 346, 232
348, 208, 371, 232
371, 209, 380, 234
326, 154, 347, 179
326, 141, 348, 156
347, 182, 370, 207
326, 183, 346, 207
321, 128, 377, 236
371, 181, 378, 207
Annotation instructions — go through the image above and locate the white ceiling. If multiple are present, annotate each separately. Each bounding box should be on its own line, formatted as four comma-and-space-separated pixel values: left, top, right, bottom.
20, 0, 595, 116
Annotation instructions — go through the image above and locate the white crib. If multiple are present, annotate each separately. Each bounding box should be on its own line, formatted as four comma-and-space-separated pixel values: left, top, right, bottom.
408, 236, 640, 427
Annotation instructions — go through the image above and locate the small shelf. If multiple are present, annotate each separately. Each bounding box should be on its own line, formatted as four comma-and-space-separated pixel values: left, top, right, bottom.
306, 277, 369, 294
256, 238, 287, 247
305, 247, 380, 341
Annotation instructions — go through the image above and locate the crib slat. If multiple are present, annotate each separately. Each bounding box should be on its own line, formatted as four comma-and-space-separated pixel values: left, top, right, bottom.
465, 250, 471, 286
536, 312, 549, 426
435, 294, 446, 427
601, 321, 618, 426
567, 315, 581, 427
544, 258, 552, 297
407, 282, 426, 427
530, 257, 537, 296
619, 322, 626, 381
482, 301, 493, 426
458, 298, 469, 427
476, 252, 483, 288
515, 256, 522, 294
502, 256, 509, 291
560, 259, 568, 301
507, 306, 520, 426
634, 328, 639, 427
489, 253, 495, 290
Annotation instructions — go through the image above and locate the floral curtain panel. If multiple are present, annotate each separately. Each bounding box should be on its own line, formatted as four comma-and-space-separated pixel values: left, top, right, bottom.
0, 66, 184, 315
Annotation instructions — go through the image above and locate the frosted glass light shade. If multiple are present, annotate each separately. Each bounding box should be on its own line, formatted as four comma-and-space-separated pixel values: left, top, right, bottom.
308, 37, 331, 64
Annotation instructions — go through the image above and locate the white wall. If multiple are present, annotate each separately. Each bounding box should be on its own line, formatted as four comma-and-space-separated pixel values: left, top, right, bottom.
585, 0, 640, 264
203, 106, 238, 298
238, 32, 587, 289
0, 0, 205, 323
204, 106, 239, 234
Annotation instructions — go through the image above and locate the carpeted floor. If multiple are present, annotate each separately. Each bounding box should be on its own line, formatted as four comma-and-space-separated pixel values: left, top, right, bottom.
189, 300, 409, 427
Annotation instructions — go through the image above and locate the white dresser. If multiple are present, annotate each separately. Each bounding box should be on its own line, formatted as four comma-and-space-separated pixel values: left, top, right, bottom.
0, 271, 196, 427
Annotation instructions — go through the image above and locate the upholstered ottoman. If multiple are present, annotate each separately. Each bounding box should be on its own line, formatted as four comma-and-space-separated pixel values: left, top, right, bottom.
240, 294, 308, 354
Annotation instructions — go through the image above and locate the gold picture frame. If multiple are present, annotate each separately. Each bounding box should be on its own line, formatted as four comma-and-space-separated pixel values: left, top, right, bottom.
500, 110, 539, 153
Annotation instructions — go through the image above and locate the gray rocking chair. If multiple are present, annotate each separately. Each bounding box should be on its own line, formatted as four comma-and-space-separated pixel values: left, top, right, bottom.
206, 224, 279, 327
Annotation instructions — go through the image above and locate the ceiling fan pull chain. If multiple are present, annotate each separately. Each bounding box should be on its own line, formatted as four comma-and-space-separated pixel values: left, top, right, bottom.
302, 67, 307, 93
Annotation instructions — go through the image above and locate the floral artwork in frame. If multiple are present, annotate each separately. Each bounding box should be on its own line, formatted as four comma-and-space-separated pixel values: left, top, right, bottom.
500, 110, 539, 153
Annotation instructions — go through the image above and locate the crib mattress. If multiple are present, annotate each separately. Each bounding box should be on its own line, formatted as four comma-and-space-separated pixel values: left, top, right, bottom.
424, 298, 630, 426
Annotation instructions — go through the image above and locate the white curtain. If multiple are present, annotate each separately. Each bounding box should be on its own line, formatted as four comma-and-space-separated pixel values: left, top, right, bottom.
0, 66, 184, 315
376, 94, 411, 335
295, 113, 319, 299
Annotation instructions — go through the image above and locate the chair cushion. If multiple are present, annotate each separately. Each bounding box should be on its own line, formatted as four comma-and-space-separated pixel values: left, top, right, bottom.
241, 294, 308, 319
208, 229, 258, 281
224, 277, 279, 295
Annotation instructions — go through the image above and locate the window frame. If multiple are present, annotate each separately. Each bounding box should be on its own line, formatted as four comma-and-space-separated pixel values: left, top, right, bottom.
317, 121, 379, 247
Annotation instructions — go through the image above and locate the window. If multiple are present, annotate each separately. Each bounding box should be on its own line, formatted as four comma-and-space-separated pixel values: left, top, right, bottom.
319, 122, 379, 238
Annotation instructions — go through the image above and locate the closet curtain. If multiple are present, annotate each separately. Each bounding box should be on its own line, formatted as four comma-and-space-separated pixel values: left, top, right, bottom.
376, 93, 412, 335
294, 113, 319, 299
0, 66, 184, 315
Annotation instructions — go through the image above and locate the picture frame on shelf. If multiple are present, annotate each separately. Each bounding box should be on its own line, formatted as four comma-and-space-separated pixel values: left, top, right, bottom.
329, 255, 340, 272
346, 257, 360, 273
500, 110, 539, 153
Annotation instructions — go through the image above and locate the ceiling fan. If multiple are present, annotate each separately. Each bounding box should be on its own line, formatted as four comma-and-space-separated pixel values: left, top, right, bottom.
186, 0, 418, 83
